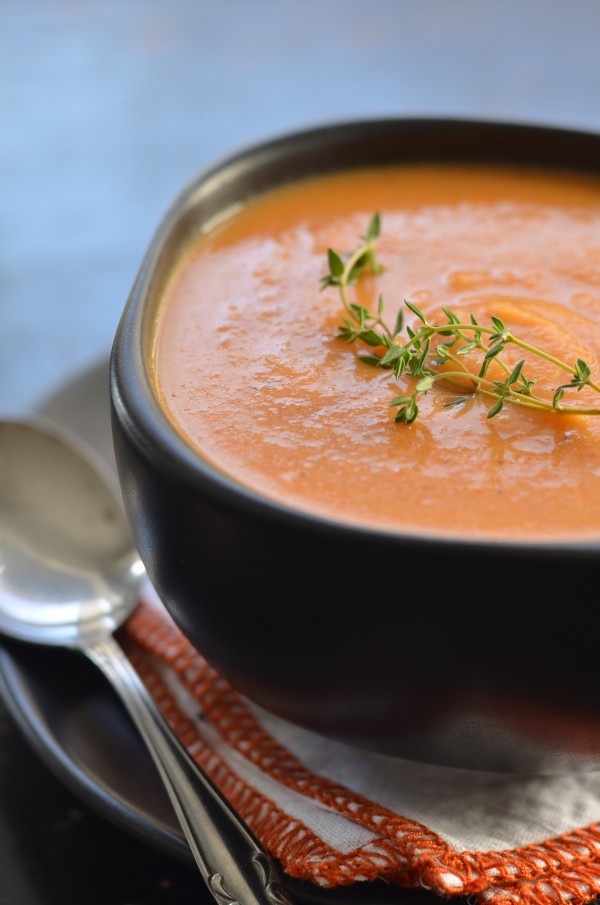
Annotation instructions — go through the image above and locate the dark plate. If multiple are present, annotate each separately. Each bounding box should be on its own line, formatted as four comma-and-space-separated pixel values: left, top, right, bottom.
0, 358, 445, 905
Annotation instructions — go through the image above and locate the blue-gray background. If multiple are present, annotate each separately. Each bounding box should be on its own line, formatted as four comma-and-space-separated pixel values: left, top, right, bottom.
2, 0, 600, 414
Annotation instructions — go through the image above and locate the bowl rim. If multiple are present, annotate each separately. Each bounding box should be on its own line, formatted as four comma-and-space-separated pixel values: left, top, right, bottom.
110, 114, 600, 556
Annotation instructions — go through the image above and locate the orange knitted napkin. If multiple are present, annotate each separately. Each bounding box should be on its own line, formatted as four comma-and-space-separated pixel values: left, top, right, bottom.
122, 593, 600, 905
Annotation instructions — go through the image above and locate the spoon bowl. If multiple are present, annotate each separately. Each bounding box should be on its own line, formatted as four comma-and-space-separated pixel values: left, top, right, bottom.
0, 417, 293, 905
0, 418, 141, 646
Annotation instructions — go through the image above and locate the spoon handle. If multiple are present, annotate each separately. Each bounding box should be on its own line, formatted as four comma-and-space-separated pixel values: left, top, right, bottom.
85, 635, 295, 905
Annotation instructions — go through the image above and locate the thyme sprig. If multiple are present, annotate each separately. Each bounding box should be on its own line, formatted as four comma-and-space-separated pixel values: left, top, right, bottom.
322, 213, 600, 424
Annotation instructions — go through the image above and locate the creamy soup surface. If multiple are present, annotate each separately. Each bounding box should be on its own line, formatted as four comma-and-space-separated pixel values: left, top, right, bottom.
152, 165, 600, 541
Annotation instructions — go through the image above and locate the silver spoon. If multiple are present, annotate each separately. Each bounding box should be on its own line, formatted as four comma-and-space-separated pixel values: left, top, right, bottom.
0, 417, 293, 905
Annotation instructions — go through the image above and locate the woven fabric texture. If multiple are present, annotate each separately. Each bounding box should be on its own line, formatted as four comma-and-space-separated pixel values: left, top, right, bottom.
123, 599, 600, 905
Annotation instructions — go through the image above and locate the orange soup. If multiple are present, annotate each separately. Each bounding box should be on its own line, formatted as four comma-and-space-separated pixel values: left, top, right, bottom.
151, 165, 600, 541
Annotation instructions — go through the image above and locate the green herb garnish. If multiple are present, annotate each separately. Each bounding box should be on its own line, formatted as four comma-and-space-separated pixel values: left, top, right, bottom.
321, 213, 600, 424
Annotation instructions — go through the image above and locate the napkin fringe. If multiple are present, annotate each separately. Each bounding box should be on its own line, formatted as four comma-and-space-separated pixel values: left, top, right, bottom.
126, 644, 415, 886
481, 859, 600, 905
122, 602, 600, 905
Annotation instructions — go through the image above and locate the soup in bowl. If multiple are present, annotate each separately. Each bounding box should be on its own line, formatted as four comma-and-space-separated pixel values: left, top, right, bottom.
110, 119, 600, 773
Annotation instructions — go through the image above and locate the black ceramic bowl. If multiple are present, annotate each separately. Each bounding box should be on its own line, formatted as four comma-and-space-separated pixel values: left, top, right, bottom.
110, 118, 600, 774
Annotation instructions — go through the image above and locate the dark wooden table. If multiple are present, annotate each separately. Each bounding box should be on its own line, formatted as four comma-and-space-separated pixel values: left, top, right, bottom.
2, 1, 600, 902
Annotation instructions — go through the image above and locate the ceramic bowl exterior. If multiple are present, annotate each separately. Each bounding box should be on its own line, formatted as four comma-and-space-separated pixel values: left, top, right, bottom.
110, 119, 600, 773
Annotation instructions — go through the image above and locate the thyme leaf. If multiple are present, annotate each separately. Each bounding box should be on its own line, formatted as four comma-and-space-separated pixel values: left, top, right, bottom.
321, 214, 600, 424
